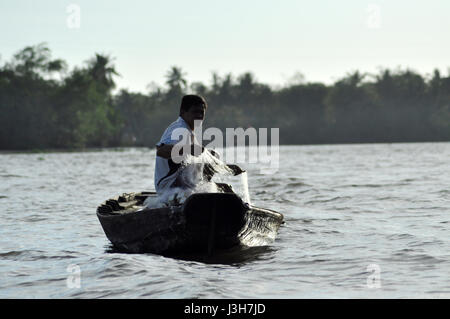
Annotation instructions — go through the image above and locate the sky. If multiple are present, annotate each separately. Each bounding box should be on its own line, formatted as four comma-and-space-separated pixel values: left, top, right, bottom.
1, 0, 449, 93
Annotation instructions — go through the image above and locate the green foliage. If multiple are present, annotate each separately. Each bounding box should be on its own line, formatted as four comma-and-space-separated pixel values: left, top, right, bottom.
1, 44, 450, 150
0, 44, 121, 149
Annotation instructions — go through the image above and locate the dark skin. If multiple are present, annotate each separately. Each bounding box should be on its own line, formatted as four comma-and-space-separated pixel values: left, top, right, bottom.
156, 103, 244, 177
156, 103, 206, 159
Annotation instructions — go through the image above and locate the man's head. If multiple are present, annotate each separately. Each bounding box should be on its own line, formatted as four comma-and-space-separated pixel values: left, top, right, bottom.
179, 95, 208, 129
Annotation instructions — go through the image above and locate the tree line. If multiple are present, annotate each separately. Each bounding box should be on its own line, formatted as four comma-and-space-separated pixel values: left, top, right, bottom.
1, 43, 449, 150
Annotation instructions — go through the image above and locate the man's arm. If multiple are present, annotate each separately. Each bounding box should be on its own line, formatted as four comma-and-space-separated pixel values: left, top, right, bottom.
156, 144, 174, 159
156, 143, 204, 160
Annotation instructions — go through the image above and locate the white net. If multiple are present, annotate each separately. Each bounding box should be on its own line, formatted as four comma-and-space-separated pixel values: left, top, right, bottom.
146, 149, 250, 208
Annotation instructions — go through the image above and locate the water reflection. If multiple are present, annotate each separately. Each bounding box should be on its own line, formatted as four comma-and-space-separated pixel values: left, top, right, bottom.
165, 245, 276, 265
105, 244, 276, 266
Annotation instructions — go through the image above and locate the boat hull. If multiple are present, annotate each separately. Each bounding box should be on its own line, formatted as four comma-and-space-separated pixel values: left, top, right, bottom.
96, 192, 283, 254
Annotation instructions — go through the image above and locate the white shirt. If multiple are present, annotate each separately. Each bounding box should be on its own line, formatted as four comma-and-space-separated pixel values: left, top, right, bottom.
154, 117, 193, 193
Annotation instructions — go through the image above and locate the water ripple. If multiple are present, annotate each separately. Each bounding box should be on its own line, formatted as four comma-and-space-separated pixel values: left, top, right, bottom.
1, 144, 450, 298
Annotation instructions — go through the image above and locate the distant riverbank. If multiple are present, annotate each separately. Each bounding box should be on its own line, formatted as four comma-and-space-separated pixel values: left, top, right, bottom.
2, 44, 450, 151
2, 140, 450, 154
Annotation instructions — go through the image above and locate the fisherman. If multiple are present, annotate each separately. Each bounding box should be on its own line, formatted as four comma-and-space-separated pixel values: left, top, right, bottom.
154, 95, 243, 199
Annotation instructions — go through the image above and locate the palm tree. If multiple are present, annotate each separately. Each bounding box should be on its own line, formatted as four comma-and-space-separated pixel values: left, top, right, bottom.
165, 66, 187, 93
88, 53, 119, 90
10, 42, 67, 79
237, 72, 255, 93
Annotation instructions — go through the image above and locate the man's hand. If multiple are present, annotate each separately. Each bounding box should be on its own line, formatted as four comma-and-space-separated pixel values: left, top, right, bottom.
190, 144, 204, 157
227, 164, 245, 176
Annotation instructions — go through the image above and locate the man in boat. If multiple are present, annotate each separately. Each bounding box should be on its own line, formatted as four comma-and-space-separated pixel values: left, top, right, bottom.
154, 95, 242, 202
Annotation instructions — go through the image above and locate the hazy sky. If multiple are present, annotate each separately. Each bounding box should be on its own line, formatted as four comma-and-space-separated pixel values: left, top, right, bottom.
1, 0, 449, 93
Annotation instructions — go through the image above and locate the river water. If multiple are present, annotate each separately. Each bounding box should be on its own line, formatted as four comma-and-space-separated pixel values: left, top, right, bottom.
0, 143, 449, 298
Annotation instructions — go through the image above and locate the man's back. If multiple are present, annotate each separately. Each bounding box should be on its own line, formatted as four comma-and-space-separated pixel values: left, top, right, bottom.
154, 116, 192, 193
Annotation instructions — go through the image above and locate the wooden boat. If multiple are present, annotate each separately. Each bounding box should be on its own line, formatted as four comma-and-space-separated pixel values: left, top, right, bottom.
96, 191, 284, 255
